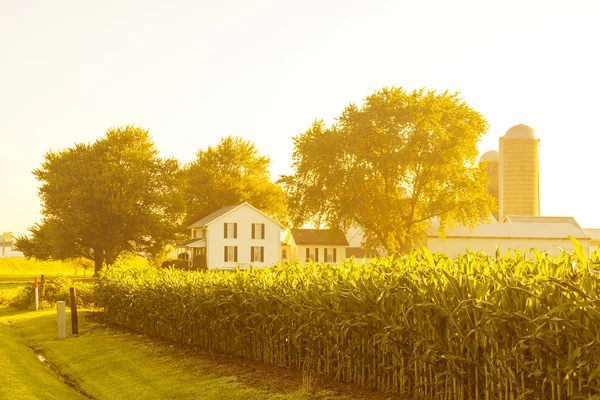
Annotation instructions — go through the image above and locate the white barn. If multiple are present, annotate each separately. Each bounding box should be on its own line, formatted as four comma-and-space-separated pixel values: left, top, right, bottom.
422, 220, 590, 258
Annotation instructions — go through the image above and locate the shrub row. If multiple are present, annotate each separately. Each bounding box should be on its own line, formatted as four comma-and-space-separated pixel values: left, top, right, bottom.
96, 245, 600, 399
9, 277, 97, 310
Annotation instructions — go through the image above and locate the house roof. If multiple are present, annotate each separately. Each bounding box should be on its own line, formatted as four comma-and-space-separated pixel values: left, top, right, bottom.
187, 202, 283, 229
0, 241, 12, 247
176, 238, 204, 247
425, 222, 589, 240
503, 215, 582, 230
290, 229, 349, 246
188, 204, 241, 228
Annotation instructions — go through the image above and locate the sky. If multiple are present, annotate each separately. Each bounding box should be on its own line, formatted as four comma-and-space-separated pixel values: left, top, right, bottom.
1, 0, 599, 236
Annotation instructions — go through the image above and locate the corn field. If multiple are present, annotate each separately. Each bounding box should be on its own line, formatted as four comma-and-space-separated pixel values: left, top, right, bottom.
97, 243, 600, 399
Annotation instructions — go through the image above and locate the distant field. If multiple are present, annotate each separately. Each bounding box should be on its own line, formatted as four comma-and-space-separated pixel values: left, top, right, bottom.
0, 258, 81, 275
0, 257, 148, 278
0, 257, 148, 304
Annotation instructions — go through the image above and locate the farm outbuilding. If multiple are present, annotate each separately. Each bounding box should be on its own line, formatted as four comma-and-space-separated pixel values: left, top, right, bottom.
421, 220, 590, 258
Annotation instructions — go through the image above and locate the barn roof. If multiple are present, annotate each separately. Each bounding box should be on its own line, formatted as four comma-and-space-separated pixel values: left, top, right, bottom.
503, 215, 582, 230
425, 222, 589, 240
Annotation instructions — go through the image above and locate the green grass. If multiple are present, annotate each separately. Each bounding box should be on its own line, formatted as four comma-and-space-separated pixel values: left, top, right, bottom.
0, 312, 84, 399
0, 307, 379, 400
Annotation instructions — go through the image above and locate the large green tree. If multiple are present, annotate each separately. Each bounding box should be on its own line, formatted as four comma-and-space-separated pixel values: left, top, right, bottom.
16, 125, 184, 275
280, 87, 495, 253
184, 136, 287, 226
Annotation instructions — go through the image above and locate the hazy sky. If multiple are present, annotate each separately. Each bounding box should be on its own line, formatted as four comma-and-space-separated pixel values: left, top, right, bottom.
1, 0, 599, 235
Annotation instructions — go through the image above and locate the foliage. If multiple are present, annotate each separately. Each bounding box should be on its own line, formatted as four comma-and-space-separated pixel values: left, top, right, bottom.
0, 287, 20, 305
9, 276, 97, 310
280, 87, 495, 253
98, 249, 600, 399
184, 136, 288, 226
15, 125, 184, 275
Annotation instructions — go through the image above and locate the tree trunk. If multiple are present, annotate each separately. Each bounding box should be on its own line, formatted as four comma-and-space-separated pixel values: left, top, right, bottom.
93, 249, 104, 277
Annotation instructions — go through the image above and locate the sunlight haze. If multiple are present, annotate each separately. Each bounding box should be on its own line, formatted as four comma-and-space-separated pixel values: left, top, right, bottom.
1, 0, 599, 235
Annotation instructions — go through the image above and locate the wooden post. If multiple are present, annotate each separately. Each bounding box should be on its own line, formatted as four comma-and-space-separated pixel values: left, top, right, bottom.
41, 274, 46, 298
57, 301, 67, 339
70, 287, 78, 335
34, 277, 39, 311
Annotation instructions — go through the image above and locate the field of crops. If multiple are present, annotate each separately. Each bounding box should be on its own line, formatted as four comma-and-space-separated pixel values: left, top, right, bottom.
97, 244, 600, 399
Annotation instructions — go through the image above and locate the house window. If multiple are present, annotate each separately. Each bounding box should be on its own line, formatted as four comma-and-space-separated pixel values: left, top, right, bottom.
251, 223, 265, 239
224, 246, 238, 262
192, 229, 197, 239
281, 249, 287, 260
224, 223, 237, 239
251, 246, 264, 262
324, 248, 337, 263
192, 229, 205, 239
305, 248, 319, 262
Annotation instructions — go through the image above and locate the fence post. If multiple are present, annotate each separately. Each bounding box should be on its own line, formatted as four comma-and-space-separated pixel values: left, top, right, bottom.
34, 277, 39, 311
57, 301, 67, 339
70, 287, 78, 335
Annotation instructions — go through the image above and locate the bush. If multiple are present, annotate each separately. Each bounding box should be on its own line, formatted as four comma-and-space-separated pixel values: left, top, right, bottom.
0, 287, 21, 306
8, 277, 97, 310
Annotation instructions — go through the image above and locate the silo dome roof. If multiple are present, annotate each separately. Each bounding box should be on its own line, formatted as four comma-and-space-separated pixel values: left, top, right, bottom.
504, 124, 536, 139
479, 150, 499, 163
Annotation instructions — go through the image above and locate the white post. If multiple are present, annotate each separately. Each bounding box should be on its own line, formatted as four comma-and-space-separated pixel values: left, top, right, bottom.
34, 277, 39, 311
57, 301, 67, 339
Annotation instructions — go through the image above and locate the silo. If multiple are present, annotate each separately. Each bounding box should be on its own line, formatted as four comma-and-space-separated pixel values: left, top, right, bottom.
498, 124, 539, 220
479, 150, 499, 220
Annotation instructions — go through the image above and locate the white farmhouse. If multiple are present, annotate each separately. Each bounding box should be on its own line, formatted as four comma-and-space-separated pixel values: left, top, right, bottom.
282, 229, 349, 265
181, 203, 283, 270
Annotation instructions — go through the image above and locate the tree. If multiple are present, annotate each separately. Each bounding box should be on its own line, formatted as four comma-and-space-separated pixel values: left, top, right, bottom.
184, 136, 288, 226
280, 87, 496, 254
15, 125, 184, 275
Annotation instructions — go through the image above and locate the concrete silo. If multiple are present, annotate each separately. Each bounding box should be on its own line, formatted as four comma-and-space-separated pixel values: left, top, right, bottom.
479, 150, 499, 220
498, 124, 539, 220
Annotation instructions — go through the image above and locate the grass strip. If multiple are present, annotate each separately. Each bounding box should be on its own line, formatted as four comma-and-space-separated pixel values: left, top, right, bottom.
0, 307, 369, 400
0, 318, 83, 399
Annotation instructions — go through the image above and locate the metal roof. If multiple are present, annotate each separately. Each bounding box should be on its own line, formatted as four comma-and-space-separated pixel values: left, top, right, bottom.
504, 124, 536, 139
426, 222, 589, 240
503, 215, 582, 230
479, 150, 499, 163
583, 229, 600, 242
